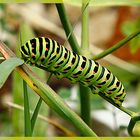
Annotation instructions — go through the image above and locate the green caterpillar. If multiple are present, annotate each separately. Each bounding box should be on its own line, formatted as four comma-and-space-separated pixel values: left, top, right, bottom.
20, 37, 126, 106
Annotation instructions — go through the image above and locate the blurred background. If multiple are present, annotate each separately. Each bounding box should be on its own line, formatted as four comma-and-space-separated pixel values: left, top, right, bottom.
0, 2, 140, 136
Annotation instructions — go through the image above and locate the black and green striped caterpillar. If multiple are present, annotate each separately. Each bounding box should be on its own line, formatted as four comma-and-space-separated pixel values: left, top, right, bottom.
20, 37, 126, 106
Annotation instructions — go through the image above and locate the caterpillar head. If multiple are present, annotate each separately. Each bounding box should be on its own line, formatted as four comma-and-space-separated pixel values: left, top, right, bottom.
20, 43, 31, 64
20, 39, 37, 65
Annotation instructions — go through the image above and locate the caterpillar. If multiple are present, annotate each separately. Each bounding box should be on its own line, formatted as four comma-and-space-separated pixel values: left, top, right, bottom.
20, 37, 126, 106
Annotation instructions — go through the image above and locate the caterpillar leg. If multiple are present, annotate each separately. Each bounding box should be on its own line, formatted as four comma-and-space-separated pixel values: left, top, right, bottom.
89, 85, 100, 94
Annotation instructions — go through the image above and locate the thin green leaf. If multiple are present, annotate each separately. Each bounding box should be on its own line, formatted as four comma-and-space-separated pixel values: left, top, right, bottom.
12, 70, 24, 135
80, 0, 91, 126
0, 0, 63, 3
19, 23, 35, 45
137, 81, 140, 110
56, 4, 80, 54
31, 97, 42, 132
12, 23, 36, 135
64, 0, 140, 6
23, 80, 32, 136
121, 19, 140, 53
29, 75, 97, 136
93, 29, 140, 60
0, 57, 23, 88
18, 23, 47, 136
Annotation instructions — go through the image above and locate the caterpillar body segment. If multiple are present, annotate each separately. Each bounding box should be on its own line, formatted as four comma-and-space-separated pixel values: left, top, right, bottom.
20, 37, 126, 106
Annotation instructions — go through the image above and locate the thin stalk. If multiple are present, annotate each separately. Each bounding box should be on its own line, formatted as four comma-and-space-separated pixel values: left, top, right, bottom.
93, 29, 140, 60
30, 74, 52, 132
56, 4, 80, 54
81, 0, 89, 51
7, 101, 76, 136
99, 93, 137, 117
19, 66, 97, 136
56, 2, 91, 126
24, 65, 97, 136
128, 115, 140, 136
136, 80, 140, 110
80, 0, 91, 126
79, 85, 91, 125
31, 97, 42, 132
128, 118, 135, 136
23, 80, 32, 136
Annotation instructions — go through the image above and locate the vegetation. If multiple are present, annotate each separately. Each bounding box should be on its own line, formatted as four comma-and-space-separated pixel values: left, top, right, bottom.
0, 1, 140, 136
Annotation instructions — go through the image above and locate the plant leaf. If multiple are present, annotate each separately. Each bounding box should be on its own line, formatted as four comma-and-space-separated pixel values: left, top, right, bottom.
64, 0, 140, 6
121, 19, 140, 53
23, 80, 32, 136
29, 75, 96, 136
18, 22, 47, 136
0, 57, 23, 88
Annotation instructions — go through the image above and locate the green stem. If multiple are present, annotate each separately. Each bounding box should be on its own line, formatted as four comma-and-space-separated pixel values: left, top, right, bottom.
56, 4, 80, 54
128, 115, 140, 136
99, 91, 140, 136
98, 92, 137, 117
93, 29, 140, 60
79, 0, 91, 126
31, 73, 52, 132
136, 80, 140, 110
81, 0, 89, 50
128, 118, 135, 136
119, 106, 136, 117
23, 80, 32, 136
79, 85, 91, 125
31, 97, 42, 132
29, 72, 97, 136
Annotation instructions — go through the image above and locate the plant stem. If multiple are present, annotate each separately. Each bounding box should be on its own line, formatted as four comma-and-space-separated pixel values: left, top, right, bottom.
99, 92, 137, 117
31, 97, 42, 132
56, 4, 80, 54
7, 101, 76, 136
79, 85, 91, 125
136, 80, 140, 110
81, 0, 89, 51
79, 0, 91, 126
127, 115, 140, 136
23, 80, 32, 136
30, 74, 52, 132
93, 29, 140, 60
127, 118, 135, 136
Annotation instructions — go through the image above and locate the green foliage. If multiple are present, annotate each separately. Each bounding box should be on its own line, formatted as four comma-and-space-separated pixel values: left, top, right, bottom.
12, 23, 48, 136
12, 70, 24, 135
1, 2, 140, 137
29, 74, 97, 136
93, 29, 140, 60
20, 23, 48, 136
23, 80, 32, 136
0, 57, 23, 88
133, 121, 140, 136
64, 0, 140, 6
121, 18, 140, 53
